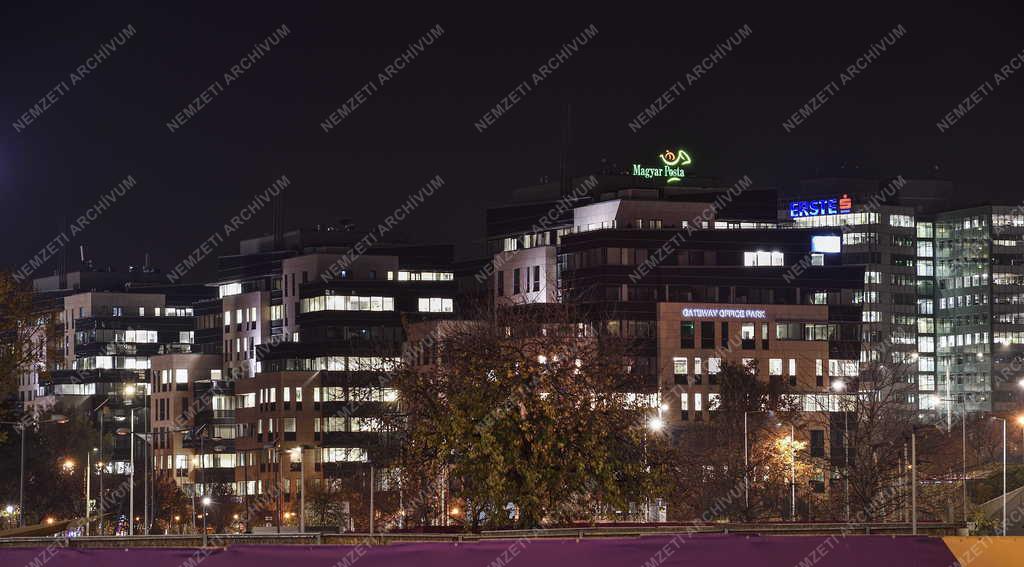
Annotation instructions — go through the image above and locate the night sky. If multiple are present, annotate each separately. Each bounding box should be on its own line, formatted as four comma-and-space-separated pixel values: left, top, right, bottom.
2, 4, 1023, 282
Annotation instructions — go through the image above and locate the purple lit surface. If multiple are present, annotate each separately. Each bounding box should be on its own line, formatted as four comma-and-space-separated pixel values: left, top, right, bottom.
0, 535, 959, 566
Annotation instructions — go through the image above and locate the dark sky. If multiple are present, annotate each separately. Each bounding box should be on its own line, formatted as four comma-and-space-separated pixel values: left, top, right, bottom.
2, 4, 1023, 282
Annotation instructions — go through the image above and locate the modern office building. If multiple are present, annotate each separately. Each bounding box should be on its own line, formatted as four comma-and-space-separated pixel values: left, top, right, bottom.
484, 174, 869, 499
781, 179, 1024, 414
930, 206, 1024, 414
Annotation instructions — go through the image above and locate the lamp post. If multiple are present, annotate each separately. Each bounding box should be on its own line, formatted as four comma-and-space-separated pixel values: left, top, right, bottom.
643, 404, 665, 523
84, 449, 92, 535
0, 413, 68, 527
201, 496, 211, 544
993, 417, 1008, 536
831, 380, 851, 522
92, 397, 110, 535
289, 447, 306, 533
129, 406, 136, 535
177, 423, 209, 534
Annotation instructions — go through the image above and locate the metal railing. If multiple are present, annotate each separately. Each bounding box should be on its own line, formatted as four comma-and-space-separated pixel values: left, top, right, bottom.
0, 523, 966, 548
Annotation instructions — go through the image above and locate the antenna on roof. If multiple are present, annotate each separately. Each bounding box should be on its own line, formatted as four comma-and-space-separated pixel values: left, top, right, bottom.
559, 103, 572, 197
273, 187, 285, 250
58, 215, 68, 288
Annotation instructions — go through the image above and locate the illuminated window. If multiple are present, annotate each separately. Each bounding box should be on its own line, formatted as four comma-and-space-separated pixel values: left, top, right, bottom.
889, 214, 914, 227
219, 283, 242, 298
321, 448, 368, 463
743, 251, 785, 267
417, 298, 454, 313
301, 295, 396, 313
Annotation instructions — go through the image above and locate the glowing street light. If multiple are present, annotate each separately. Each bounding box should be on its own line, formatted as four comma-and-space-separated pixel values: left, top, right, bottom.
61, 458, 76, 473
200, 496, 211, 538
647, 417, 665, 432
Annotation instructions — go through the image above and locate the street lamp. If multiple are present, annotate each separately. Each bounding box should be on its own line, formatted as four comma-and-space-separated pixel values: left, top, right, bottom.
115, 407, 140, 535
289, 446, 307, 533
201, 496, 211, 539
0, 413, 68, 527
993, 417, 1008, 536
831, 379, 850, 521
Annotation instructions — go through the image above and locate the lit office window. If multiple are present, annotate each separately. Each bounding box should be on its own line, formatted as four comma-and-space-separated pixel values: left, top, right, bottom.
743, 251, 784, 267
889, 214, 914, 227
302, 295, 396, 312
219, 283, 242, 298
321, 448, 368, 463
418, 298, 454, 313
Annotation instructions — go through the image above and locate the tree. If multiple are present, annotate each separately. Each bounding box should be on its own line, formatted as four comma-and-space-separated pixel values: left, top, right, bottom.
151, 474, 191, 534
0, 403, 97, 524
392, 303, 661, 530
0, 272, 54, 410
835, 357, 928, 521
664, 361, 805, 521
307, 479, 354, 531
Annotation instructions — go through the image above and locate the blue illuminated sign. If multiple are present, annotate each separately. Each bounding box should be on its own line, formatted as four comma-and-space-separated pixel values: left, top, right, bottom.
788, 194, 853, 218
811, 235, 842, 254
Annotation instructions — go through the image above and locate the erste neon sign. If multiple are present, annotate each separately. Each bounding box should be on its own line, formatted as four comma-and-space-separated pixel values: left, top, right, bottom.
788, 194, 853, 218
631, 148, 691, 184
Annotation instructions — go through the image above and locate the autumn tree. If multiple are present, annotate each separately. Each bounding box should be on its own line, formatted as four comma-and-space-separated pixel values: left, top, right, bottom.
392, 302, 662, 530
0, 403, 97, 524
151, 474, 191, 534
0, 272, 54, 410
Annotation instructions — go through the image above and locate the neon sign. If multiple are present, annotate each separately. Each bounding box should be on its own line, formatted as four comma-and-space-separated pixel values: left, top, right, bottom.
631, 148, 692, 183
682, 307, 767, 319
788, 194, 853, 218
